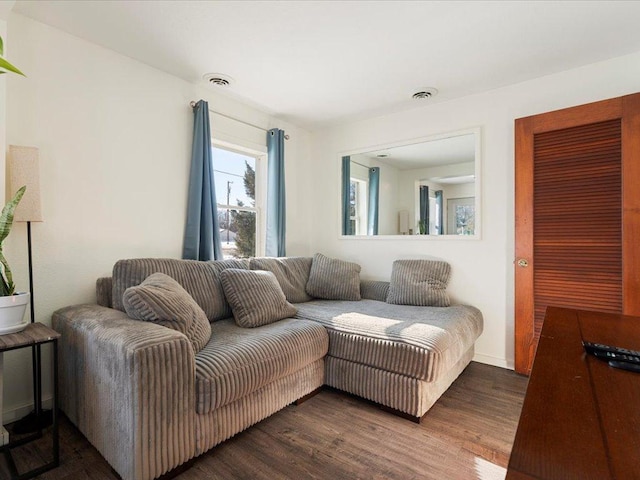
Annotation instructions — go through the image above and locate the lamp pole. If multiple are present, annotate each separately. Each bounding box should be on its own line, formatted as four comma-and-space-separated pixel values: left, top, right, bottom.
226, 181, 233, 244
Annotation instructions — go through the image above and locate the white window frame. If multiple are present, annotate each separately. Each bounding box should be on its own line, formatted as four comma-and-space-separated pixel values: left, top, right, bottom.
350, 177, 368, 236
212, 140, 267, 257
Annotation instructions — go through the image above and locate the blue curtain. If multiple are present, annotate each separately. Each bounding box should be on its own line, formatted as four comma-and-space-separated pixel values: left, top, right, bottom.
183, 100, 223, 260
419, 185, 429, 235
266, 129, 286, 257
341, 156, 351, 235
435, 190, 444, 235
367, 167, 380, 235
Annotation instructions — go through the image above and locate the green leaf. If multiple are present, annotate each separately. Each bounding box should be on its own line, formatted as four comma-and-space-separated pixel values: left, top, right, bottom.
0, 186, 26, 244
0, 57, 25, 76
0, 248, 14, 296
0, 186, 26, 296
0, 36, 4, 56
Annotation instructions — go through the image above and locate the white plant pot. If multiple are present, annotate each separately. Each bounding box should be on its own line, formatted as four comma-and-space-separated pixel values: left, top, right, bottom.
0, 292, 30, 335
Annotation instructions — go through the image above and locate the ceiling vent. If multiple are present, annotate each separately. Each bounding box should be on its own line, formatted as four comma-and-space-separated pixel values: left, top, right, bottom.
412, 87, 438, 100
203, 73, 234, 87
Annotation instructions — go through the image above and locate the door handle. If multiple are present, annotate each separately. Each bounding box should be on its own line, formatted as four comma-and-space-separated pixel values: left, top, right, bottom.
517, 259, 529, 267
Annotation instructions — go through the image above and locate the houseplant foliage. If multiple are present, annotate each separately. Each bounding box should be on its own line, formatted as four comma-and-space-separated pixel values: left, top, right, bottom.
0, 35, 25, 76
0, 35, 27, 296
0, 186, 26, 296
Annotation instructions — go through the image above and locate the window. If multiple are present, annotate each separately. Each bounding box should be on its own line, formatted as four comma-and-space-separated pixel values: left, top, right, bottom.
213, 145, 265, 258
447, 197, 475, 235
349, 178, 368, 235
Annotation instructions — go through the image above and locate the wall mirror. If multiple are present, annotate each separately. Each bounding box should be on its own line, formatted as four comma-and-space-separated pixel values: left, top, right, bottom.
341, 128, 481, 237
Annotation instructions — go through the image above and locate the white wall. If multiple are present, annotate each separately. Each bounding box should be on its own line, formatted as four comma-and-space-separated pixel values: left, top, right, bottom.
2, 14, 311, 421
306, 50, 640, 369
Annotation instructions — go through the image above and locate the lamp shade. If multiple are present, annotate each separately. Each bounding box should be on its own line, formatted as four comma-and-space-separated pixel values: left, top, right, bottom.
8, 145, 43, 222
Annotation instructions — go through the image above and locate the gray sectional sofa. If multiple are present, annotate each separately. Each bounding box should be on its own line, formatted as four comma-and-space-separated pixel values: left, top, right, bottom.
52, 254, 483, 480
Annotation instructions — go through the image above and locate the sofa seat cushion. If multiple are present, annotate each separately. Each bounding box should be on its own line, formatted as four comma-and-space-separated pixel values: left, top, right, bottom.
295, 299, 482, 382
194, 318, 328, 414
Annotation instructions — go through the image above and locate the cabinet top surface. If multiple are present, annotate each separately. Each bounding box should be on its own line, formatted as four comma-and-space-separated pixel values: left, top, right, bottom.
0, 323, 60, 352
507, 307, 640, 480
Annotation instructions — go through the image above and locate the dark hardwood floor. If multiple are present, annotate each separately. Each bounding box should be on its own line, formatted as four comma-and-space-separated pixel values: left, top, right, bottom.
0, 362, 527, 480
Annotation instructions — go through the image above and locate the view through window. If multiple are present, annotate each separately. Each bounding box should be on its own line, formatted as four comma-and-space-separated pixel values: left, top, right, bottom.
349, 178, 367, 235
213, 147, 260, 259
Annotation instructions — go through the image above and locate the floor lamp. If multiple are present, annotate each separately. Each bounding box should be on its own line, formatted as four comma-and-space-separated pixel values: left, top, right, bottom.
7, 145, 47, 433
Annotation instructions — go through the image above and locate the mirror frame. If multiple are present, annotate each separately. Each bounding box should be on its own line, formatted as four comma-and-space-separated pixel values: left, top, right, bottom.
338, 127, 482, 240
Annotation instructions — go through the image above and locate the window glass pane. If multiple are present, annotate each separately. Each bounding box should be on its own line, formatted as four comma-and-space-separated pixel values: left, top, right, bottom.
349, 181, 357, 217
455, 205, 475, 235
213, 148, 256, 208
219, 208, 256, 259
213, 146, 258, 258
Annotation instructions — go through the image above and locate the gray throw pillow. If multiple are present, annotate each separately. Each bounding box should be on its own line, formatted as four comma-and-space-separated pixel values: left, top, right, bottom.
386, 259, 451, 307
220, 269, 298, 328
305, 253, 361, 301
122, 273, 212, 353
249, 257, 313, 303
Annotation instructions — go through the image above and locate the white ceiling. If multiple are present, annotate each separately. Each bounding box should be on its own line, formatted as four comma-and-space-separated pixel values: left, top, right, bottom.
359, 132, 475, 170
11, 1, 640, 130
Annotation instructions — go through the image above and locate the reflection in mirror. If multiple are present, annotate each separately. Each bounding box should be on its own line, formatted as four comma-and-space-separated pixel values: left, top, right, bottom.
341, 130, 479, 236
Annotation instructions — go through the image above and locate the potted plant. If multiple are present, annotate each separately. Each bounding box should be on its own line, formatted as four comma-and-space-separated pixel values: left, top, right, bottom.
0, 187, 28, 334
0, 35, 28, 333
0, 35, 25, 76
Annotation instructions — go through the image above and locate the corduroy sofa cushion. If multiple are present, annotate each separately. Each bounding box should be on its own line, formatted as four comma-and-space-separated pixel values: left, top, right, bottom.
386, 259, 451, 307
194, 318, 329, 414
305, 253, 361, 301
112, 258, 249, 321
249, 257, 313, 303
295, 299, 482, 382
220, 269, 297, 328
122, 273, 211, 353
360, 280, 390, 302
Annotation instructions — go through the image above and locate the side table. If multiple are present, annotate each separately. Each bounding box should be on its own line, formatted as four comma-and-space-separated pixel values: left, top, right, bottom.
0, 323, 59, 479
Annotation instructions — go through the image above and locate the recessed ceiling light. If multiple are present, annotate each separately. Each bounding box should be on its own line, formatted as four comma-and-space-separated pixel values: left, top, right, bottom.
412, 87, 438, 100
203, 73, 234, 87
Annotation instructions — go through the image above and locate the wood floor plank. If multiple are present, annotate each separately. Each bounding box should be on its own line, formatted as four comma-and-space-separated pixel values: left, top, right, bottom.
0, 362, 527, 480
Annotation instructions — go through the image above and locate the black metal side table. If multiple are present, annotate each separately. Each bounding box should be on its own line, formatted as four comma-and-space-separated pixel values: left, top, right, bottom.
0, 323, 59, 479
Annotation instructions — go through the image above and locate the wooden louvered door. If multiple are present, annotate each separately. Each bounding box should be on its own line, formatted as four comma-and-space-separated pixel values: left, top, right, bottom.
515, 93, 640, 375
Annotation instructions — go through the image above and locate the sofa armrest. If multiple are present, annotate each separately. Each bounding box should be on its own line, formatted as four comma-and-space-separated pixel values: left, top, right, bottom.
52, 305, 196, 480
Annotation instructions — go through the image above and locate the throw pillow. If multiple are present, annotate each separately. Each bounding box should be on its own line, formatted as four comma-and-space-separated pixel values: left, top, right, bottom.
249, 257, 313, 303
386, 259, 451, 307
220, 269, 298, 328
305, 253, 361, 301
123, 272, 212, 353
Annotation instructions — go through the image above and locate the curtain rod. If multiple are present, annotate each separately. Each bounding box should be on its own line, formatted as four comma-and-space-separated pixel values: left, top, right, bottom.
190, 101, 290, 140
351, 159, 372, 169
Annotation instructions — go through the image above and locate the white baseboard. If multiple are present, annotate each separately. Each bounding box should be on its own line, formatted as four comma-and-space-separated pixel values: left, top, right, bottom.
473, 353, 512, 370
2, 396, 53, 425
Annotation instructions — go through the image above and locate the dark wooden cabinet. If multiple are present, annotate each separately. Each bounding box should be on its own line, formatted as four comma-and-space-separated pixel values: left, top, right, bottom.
507, 307, 640, 479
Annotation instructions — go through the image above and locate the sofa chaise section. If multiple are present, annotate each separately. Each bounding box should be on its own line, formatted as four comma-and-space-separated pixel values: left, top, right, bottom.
295, 298, 483, 419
